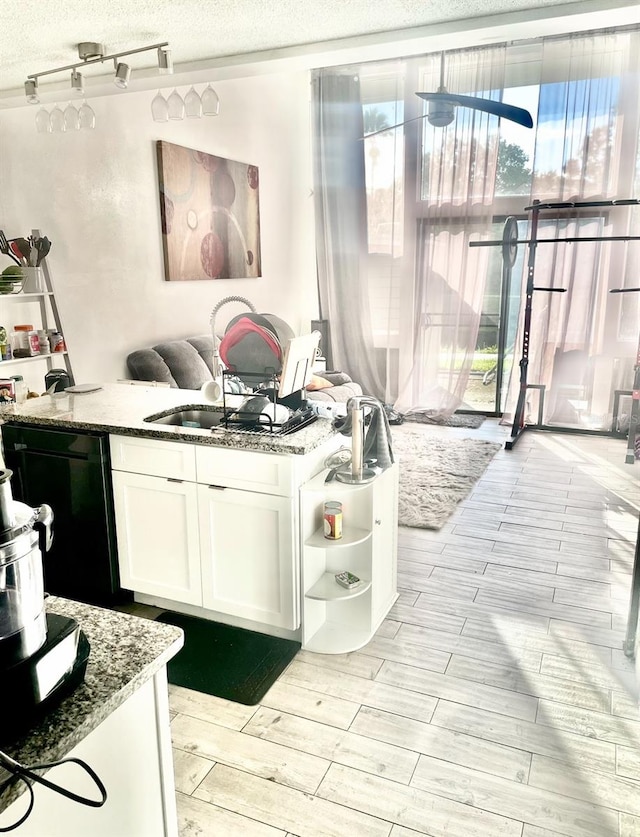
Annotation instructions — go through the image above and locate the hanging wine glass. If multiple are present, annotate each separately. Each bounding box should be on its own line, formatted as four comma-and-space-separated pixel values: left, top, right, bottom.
167, 88, 185, 120
184, 86, 202, 119
35, 108, 51, 133
49, 104, 66, 133
151, 90, 169, 122
201, 84, 220, 117
64, 101, 80, 131
79, 100, 96, 130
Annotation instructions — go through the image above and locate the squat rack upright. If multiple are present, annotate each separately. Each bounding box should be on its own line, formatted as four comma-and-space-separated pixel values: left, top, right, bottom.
472, 197, 640, 451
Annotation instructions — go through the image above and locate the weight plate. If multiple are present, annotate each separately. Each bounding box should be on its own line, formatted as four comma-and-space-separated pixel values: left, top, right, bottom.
502, 216, 519, 267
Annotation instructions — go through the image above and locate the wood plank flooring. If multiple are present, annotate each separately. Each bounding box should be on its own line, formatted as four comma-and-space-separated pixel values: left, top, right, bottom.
168, 421, 640, 837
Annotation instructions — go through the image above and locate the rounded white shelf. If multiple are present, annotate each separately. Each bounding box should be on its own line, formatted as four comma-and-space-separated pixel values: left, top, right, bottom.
304, 621, 374, 654
305, 572, 371, 601
305, 525, 371, 549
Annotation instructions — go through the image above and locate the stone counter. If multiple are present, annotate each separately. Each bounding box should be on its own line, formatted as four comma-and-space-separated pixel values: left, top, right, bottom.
0, 597, 183, 814
0, 383, 338, 455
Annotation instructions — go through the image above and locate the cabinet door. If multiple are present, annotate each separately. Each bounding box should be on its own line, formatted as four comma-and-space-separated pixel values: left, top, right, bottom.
370, 464, 399, 626
198, 485, 298, 629
112, 471, 202, 606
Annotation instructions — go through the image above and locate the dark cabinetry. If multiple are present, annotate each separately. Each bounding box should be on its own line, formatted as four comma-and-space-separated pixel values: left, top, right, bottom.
1, 423, 125, 605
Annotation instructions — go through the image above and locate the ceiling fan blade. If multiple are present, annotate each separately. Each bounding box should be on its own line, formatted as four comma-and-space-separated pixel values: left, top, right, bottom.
416, 92, 533, 128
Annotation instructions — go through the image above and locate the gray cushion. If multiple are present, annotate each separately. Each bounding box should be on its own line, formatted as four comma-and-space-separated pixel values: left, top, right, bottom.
127, 335, 362, 402
127, 335, 215, 390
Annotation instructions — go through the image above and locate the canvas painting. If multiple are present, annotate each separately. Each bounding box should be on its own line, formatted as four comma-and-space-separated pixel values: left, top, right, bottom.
156, 140, 261, 281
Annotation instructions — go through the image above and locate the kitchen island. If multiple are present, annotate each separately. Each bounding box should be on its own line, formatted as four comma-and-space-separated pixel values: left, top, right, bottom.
0, 384, 345, 639
0, 385, 397, 654
0, 596, 183, 836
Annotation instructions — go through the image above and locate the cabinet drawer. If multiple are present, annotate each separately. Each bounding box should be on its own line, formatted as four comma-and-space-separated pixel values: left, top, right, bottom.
110, 434, 196, 481
196, 446, 293, 496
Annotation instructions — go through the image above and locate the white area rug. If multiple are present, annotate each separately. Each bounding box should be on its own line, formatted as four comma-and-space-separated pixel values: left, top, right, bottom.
391, 425, 501, 530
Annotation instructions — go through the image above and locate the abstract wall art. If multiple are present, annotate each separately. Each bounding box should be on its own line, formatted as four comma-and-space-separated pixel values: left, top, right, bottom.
156, 140, 261, 281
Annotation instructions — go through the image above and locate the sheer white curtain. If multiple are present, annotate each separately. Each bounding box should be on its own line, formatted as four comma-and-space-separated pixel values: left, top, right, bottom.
394, 46, 507, 417
503, 28, 640, 429
311, 70, 386, 400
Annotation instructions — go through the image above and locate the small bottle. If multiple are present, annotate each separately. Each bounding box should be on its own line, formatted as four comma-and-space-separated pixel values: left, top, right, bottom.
37, 329, 49, 355
11, 375, 27, 404
0, 327, 10, 361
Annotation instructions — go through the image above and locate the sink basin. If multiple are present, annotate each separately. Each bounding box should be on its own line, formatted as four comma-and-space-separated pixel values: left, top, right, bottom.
144, 406, 225, 429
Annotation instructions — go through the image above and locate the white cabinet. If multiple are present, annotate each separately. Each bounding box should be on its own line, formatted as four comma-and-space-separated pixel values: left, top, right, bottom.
110, 433, 338, 634
112, 470, 203, 606
198, 485, 297, 628
300, 464, 398, 654
0, 672, 178, 836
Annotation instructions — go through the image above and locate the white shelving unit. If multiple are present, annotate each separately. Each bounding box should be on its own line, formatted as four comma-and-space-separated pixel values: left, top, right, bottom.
0, 228, 73, 393
300, 463, 398, 654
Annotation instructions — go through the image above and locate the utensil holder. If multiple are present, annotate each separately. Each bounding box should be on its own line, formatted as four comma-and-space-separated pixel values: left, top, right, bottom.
21, 267, 44, 293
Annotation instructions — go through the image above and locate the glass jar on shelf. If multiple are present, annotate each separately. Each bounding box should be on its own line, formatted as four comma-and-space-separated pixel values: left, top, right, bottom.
11, 324, 40, 358
11, 375, 27, 403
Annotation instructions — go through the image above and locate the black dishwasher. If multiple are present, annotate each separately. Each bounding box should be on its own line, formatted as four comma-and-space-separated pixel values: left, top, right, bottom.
1, 423, 126, 605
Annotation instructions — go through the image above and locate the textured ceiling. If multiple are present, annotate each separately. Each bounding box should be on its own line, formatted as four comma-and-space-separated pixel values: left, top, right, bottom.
0, 0, 632, 95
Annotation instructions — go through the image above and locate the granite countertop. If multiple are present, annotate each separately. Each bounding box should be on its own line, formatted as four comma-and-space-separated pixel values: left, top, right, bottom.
0, 596, 183, 814
0, 383, 338, 455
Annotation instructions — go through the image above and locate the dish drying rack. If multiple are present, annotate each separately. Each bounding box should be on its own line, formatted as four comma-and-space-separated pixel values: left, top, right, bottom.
219, 369, 317, 436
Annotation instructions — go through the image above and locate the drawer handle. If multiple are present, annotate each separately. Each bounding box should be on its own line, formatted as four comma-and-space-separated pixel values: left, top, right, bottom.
375, 519, 382, 525
208, 484, 226, 490
167, 478, 183, 484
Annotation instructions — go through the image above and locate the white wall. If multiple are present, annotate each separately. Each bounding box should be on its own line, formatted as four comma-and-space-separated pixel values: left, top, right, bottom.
0, 70, 317, 388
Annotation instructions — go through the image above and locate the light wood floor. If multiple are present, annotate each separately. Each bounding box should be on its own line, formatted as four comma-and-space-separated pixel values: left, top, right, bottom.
169, 420, 640, 837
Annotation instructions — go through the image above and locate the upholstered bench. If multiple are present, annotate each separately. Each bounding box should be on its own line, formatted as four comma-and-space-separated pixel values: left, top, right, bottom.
126, 335, 362, 403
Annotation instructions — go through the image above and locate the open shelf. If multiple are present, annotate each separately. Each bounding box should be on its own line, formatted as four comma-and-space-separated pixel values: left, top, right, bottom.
0, 351, 68, 368
0, 291, 53, 300
305, 572, 371, 601
303, 621, 375, 655
305, 525, 371, 549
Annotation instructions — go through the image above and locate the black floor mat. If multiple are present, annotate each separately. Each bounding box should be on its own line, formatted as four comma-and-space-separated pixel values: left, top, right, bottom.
156, 611, 300, 705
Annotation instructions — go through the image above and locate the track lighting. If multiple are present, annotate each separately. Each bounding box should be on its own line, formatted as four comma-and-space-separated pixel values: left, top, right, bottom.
71, 69, 84, 94
26, 40, 169, 98
24, 79, 39, 104
114, 62, 131, 89
158, 47, 173, 74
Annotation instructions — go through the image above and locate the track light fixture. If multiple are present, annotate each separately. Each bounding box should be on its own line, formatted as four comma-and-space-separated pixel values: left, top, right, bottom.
71, 69, 84, 94
24, 79, 39, 104
114, 62, 131, 89
24, 40, 170, 102
158, 47, 173, 74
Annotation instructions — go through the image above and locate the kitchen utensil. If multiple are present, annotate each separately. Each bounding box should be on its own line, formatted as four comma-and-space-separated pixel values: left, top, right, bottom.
9, 242, 25, 265
35, 237, 51, 266
14, 238, 32, 265
0, 230, 21, 266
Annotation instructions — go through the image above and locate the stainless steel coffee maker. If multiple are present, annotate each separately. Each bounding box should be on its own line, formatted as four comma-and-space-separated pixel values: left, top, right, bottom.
0, 468, 52, 667
0, 468, 90, 734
